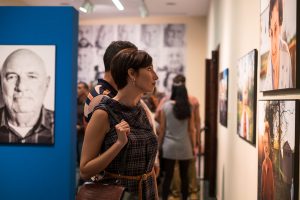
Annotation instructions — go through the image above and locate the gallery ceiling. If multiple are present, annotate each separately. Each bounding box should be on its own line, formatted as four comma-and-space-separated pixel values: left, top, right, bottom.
1, 0, 210, 19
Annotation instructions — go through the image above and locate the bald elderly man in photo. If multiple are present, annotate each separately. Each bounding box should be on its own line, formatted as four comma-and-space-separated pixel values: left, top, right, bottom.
0, 49, 54, 144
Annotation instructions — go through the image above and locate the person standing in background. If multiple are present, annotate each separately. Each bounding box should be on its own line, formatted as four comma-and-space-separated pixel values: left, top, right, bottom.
159, 80, 195, 200
156, 74, 200, 198
76, 82, 89, 167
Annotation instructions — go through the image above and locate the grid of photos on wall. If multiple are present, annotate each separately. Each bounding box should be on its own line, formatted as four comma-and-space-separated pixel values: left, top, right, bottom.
78, 24, 186, 95
219, 68, 229, 127
237, 49, 257, 144
257, 100, 299, 200
0, 45, 55, 145
260, 0, 297, 91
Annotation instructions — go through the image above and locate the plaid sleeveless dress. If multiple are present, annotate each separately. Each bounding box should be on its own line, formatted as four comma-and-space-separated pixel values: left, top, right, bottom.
94, 96, 158, 199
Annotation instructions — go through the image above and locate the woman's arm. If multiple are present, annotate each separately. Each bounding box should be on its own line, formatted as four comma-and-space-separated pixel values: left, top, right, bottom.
188, 110, 196, 150
158, 110, 166, 148
80, 109, 129, 180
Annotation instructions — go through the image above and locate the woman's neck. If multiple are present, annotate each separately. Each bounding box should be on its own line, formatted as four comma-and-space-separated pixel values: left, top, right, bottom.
113, 87, 142, 107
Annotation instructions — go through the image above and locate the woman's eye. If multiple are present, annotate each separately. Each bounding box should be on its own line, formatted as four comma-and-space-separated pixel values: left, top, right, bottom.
147, 66, 153, 71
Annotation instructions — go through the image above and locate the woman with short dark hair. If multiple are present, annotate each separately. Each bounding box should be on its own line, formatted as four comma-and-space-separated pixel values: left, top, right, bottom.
80, 48, 159, 200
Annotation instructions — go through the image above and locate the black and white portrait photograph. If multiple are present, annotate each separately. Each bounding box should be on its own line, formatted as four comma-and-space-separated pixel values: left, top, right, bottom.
78, 25, 94, 49
140, 24, 162, 48
94, 25, 115, 50
78, 47, 95, 83
163, 24, 186, 47
0, 45, 55, 145
117, 24, 138, 43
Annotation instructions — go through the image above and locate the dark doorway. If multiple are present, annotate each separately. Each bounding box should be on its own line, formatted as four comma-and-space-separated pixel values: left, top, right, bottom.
204, 49, 219, 197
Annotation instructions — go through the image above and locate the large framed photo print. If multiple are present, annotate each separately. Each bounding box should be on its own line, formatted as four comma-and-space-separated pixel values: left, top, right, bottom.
0, 45, 55, 145
260, 0, 298, 91
257, 100, 299, 200
219, 68, 229, 127
237, 49, 257, 144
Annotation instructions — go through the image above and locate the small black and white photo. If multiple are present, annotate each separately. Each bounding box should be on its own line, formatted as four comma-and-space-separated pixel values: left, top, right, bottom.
140, 24, 162, 48
117, 24, 138, 43
94, 25, 116, 50
0, 45, 55, 145
78, 26, 94, 48
163, 24, 186, 47
78, 47, 95, 83
162, 48, 185, 74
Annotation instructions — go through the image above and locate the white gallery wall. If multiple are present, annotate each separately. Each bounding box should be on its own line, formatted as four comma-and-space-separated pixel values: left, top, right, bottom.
207, 0, 300, 200
80, 16, 207, 123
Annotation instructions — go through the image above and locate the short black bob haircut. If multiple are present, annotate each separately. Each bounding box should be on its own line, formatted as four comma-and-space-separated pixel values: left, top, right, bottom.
103, 41, 137, 72
110, 48, 153, 90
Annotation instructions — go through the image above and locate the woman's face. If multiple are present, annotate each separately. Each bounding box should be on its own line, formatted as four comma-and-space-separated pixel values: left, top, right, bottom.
269, 2, 280, 67
134, 65, 158, 93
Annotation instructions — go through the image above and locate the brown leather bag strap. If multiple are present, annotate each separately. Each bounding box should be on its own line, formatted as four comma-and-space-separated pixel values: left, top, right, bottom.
105, 168, 157, 200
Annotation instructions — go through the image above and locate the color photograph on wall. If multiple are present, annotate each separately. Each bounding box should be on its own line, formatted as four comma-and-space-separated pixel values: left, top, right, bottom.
78, 23, 186, 95
260, 0, 298, 91
0, 45, 55, 145
257, 100, 299, 200
219, 68, 229, 127
237, 49, 257, 144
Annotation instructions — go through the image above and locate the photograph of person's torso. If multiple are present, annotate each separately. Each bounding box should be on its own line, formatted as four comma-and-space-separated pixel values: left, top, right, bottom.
0, 45, 55, 145
260, 0, 297, 91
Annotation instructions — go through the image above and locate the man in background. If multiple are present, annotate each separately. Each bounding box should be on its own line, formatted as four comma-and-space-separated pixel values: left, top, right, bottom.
0, 49, 53, 144
83, 40, 137, 123
76, 81, 89, 186
77, 81, 89, 165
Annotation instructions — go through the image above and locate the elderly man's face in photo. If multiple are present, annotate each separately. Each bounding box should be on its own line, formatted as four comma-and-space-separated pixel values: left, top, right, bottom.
269, 1, 280, 66
1, 50, 49, 114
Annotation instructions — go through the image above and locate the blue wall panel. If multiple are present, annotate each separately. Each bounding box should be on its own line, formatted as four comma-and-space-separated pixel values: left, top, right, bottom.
0, 7, 78, 200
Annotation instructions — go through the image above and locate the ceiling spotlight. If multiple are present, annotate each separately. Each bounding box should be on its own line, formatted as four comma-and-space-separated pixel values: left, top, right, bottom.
79, 0, 94, 13
112, 0, 124, 11
139, 0, 149, 18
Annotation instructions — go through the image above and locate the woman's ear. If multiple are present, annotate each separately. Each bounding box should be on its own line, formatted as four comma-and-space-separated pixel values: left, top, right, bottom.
127, 68, 136, 80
